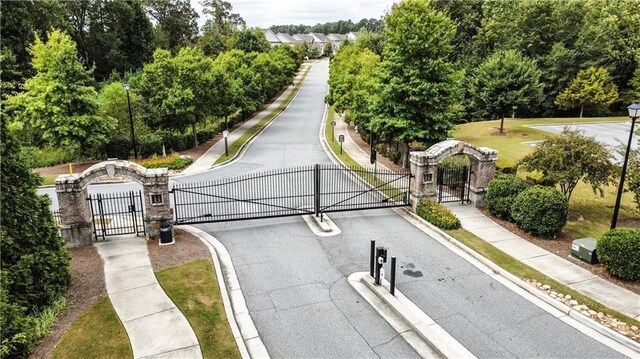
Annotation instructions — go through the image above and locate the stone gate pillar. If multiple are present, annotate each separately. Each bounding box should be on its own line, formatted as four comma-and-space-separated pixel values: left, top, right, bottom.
409, 140, 497, 207
55, 183, 93, 247
141, 168, 173, 238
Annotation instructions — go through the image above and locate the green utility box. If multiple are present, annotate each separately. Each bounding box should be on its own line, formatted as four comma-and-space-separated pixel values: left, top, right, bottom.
571, 237, 599, 264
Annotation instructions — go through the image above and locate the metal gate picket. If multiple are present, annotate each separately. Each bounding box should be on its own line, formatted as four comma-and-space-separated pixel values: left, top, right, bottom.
88, 190, 145, 240
437, 164, 471, 204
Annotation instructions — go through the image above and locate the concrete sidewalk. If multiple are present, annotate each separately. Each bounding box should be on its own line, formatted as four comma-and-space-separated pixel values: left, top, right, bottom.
95, 235, 202, 359
182, 64, 310, 175
333, 107, 640, 321
445, 204, 640, 321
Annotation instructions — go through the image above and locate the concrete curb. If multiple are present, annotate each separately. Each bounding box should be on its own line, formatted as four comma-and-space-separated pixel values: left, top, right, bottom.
318, 103, 640, 357
394, 208, 640, 357
181, 225, 270, 359
301, 213, 342, 236
348, 272, 475, 359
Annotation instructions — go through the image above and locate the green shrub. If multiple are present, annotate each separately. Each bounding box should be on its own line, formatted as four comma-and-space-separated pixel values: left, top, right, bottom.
388, 150, 401, 164
496, 163, 517, 175
138, 133, 163, 158
139, 154, 193, 170
103, 136, 131, 160
416, 198, 461, 230
485, 174, 527, 220
21, 146, 75, 168
597, 228, 640, 280
511, 186, 568, 239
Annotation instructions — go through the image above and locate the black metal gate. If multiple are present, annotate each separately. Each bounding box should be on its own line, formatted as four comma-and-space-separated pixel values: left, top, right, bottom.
171, 164, 411, 225
437, 164, 471, 203
88, 191, 145, 240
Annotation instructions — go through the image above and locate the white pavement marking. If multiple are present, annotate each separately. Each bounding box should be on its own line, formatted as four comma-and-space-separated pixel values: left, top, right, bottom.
181, 225, 269, 359
95, 235, 202, 359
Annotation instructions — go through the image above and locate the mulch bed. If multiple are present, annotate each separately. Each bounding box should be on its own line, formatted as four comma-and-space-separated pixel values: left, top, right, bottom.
479, 208, 640, 295
30, 246, 106, 359
147, 228, 211, 271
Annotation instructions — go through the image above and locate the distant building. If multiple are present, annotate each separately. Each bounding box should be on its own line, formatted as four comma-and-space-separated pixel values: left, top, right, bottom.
262, 30, 361, 55
327, 33, 347, 52
263, 29, 281, 46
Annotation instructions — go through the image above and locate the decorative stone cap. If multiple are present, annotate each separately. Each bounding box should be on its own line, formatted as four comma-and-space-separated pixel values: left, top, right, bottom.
410, 140, 498, 165
55, 159, 168, 189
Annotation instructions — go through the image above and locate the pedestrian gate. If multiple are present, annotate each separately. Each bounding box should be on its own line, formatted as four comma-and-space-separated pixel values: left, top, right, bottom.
88, 191, 145, 240
171, 164, 411, 224
437, 164, 471, 203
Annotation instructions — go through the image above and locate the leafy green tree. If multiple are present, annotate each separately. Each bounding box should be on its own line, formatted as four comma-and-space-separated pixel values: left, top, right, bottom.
372, 0, 462, 166
354, 29, 385, 57
83, 0, 154, 80
6, 30, 116, 154
519, 128, 614, 201
0, 0, 70, 92
308, 46, 321, 59
137, 47, 223, 145
144, 0, 199, 52
98, 82, 149, 137
327, 44, 381, 131
198, 0, 244, 57
214, 50, 263, 116
323, 43, 333, 57
0, 113, 70, 358
229, 28, 271, 53
470, 50, 544, 132
555, 66, 618, 117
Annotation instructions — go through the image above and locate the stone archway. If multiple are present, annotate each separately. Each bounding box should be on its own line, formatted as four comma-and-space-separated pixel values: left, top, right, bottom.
55, 159, 172, 246
409, 140, 498, 206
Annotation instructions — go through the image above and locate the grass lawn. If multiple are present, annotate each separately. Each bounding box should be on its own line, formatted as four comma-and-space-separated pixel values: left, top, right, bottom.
453, 116, 639, 238
40, 174, 57, 185
52, 297, 132, 359
446, 228, 640, 328
156, 260, 241, 359
453, 116, 629, 167
214, 67, 310, 165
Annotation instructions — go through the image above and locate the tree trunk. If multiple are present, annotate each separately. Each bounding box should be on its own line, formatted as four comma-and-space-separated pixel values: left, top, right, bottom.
579, 105, 584, 118
500, 115, 505, 133
403, 143, 410, 168
192, 123, 198, 146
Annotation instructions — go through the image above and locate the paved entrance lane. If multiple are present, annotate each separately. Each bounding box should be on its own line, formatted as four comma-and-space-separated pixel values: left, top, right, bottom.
196, 217, 420, 358
323, 209, 625, 358
532, 122, 638, 162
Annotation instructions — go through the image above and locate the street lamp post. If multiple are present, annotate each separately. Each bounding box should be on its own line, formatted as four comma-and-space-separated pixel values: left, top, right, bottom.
123, 83, 138, 160
610, 101, 639, 229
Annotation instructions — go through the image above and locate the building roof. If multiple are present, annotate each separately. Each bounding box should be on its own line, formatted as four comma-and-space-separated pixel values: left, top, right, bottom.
310, 32, 329, 43
262, 29, 281, 44
327, 33, 347, 41
293, 34, 315, 44
276, 33, 301, 44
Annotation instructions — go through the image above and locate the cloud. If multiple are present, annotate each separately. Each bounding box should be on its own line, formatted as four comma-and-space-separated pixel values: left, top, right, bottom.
192, 0, 397, 28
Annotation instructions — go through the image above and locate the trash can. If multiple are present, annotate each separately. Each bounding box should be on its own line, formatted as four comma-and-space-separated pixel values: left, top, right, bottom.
159, 222, 174, 245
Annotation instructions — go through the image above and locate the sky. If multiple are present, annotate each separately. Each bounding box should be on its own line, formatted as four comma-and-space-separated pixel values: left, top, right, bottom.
191, 0, 398, 29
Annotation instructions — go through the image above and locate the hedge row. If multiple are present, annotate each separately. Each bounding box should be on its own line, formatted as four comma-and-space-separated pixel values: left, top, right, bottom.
102, 125, 223, 160
598, 228, 640, 280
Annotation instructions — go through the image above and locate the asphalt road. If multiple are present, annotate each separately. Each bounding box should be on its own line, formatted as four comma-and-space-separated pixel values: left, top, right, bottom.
532, 122, 638, 163
40, 60, 626, 358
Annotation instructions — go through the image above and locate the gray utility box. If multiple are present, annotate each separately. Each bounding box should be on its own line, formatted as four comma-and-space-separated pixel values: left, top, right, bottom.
571, 237, 599, 264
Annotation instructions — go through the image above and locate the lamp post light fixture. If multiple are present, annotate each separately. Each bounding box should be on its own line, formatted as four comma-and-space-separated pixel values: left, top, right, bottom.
610, 101, 639, 229
123, 83, 138, 160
